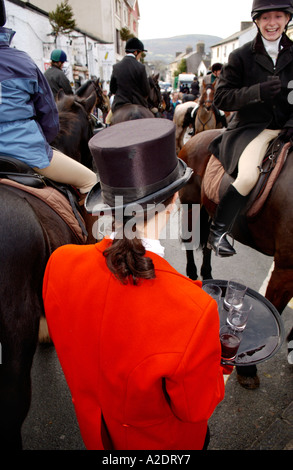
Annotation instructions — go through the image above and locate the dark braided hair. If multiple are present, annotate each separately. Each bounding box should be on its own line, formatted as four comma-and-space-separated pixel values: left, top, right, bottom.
103, 197, 173, 285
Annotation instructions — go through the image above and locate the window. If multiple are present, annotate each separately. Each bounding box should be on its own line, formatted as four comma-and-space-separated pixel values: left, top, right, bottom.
115, 0, 121, 17
116, 29, 120, 55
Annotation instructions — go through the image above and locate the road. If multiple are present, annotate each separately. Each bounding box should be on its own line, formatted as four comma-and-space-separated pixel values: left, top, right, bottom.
22, 207, 293, 451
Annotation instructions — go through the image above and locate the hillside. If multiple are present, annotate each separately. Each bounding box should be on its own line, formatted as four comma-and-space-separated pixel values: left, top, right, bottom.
142, 34, 222, 63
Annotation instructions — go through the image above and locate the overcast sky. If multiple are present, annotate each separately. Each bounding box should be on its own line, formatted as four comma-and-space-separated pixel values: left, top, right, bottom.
138, 0, 253, 40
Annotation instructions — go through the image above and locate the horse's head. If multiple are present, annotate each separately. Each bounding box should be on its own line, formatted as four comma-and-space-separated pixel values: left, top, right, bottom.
162, 91, 172, 112
148, 73, 163, 114
54, 90, 97, 167
200, 83, 215, 110
56, 89, 97, 119
76, 79, 107, 113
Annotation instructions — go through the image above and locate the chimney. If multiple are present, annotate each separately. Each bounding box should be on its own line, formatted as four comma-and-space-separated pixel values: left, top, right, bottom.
196, 41, 205, 54
241, 21, 253, 31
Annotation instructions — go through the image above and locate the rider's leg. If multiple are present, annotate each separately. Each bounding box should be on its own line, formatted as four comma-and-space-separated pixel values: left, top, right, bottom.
34, 149, 97, 194
233, 129, 280, 196
208, 129, 280, 257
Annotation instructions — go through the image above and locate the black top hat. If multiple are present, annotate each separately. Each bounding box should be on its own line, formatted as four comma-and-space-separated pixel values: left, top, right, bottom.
0, 0, 6, 27
85, 119, 193, 215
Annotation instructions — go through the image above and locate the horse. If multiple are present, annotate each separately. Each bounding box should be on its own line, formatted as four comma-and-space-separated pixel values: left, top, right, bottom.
51, 89, 98, 169
173, 100, 198, 154
178, 129, 293, 317
161, 91, 173, 120
174, 83, 231, 154
148, 73, 164, 117
110, 73, 163, 125
193, 83, 227, 134
0, 87, 97, 449
75, 78, 106, 115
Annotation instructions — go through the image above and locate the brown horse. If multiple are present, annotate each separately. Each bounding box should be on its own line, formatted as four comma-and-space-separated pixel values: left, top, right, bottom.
111, 73, 163, 125
174, 83, 230, 154
178, 129, 293, 316
194, 83, 226, 134
0, 87, 97, 449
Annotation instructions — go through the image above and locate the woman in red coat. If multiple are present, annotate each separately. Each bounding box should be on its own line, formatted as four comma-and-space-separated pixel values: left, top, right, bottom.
43, 119, 229, 450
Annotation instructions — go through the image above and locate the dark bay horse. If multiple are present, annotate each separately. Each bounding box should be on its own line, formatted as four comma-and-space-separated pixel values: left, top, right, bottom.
75, 78, 106, 115
111, 73, 163, 125
178, 129, 293, 316
0, 88, 97, 449
51, 88, 97, 169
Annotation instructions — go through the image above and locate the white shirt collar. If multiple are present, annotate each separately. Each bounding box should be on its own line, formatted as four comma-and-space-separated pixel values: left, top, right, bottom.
141, 238, 165, 258
262, 36, 282, 65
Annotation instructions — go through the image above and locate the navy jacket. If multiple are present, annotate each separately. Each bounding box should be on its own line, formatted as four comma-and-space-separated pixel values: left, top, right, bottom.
0, 27, 59, 169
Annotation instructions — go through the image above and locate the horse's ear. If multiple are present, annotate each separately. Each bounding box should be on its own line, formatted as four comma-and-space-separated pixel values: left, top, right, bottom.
56, 89, 65, 102
154, 73, 159, 81
84, 91, 97, 113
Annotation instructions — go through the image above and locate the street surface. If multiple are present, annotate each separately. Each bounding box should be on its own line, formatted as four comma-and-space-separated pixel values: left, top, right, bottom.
22, 205, 293, 451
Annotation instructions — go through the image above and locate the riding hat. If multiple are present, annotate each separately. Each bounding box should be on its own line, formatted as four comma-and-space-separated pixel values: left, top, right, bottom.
125, 37, 147, 53
0, 0, 6, 26
251, 0, 293, 19
85, 119, 193, 215
51, 49, 67, 63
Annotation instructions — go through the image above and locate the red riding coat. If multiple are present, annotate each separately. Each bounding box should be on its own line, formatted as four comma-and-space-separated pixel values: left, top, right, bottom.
43, 238, 227, 450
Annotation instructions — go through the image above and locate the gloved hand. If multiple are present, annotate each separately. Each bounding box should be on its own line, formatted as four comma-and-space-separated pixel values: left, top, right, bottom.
279, 127, 293, 142
260, 79, 282, 101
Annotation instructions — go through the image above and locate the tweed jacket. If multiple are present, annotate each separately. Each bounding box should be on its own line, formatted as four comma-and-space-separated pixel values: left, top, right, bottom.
209, 32, 293, 175
43, 238, 226, 450
44, 64, 73, 98
110, 55, 150, 112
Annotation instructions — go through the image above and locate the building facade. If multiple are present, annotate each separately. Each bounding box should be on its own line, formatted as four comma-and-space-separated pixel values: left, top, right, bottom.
4, 0, 140, 90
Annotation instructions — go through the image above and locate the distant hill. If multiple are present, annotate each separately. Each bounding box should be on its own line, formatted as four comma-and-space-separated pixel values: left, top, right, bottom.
142, 34, 223, 64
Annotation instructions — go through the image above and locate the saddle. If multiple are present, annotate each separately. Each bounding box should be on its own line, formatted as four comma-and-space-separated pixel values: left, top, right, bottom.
0, 155, 87, 242
202, 138, 292, 218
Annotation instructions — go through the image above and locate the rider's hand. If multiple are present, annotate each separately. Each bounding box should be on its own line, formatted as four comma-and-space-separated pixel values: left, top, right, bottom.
279, 127, 293, 142
260, 79, 282, 101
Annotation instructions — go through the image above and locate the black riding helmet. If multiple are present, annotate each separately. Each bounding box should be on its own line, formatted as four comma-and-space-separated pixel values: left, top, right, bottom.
125, 37, 147, 53
0, 0, 6, 27
251, 0, 293, 20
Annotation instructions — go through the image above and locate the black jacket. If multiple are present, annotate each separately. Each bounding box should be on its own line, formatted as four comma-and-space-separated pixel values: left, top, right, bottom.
110, 55, 150, 112
209, 32, 293, 175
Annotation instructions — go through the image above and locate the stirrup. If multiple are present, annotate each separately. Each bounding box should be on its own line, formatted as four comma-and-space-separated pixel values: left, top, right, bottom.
208, 231, 235, 257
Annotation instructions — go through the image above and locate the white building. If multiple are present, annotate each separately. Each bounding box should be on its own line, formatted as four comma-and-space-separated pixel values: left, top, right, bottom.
4, 0, 140, 90
211, 22, 256, 65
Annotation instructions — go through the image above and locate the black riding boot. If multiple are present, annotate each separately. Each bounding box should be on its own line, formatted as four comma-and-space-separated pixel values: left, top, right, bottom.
207, 185, 246, 257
